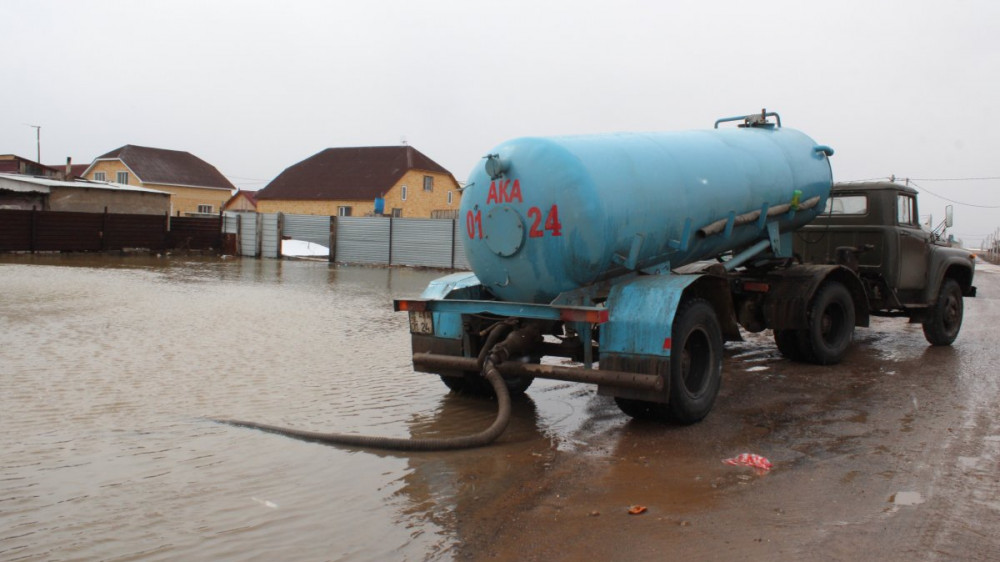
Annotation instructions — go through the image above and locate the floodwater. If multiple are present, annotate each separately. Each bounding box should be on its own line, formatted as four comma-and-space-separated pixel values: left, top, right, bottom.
0, 255, 584, 561
3, 254, 999, 561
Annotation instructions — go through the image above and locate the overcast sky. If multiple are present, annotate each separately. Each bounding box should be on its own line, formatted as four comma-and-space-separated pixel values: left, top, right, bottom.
3, 0, 998, 246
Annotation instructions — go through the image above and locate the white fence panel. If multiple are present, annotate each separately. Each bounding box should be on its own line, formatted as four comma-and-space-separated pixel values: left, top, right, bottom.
391, 218, 454, 268
261, 213, 280, 258
336, 217, 390, 264
283, 213, 331, 247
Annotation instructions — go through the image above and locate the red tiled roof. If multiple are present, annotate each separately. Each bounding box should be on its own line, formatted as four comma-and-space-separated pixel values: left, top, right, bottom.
93, 145, 235, 190
256, 145, 452, 201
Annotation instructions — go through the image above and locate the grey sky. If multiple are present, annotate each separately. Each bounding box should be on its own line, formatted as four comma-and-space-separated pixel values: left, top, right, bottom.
3, 0, 998, 246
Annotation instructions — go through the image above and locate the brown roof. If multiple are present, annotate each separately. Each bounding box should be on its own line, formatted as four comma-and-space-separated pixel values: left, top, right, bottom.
223, 189, 258, 209
46, 163, 90, 178
256, 145, 452, 201
92, 145, 235, 190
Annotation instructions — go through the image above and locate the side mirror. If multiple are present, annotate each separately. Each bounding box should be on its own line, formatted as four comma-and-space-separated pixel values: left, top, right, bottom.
945, 205, 954, 228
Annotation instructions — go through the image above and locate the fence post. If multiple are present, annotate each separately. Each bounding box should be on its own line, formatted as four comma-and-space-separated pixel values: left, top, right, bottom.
329, 215, 337, 263
388, 216, 394, 266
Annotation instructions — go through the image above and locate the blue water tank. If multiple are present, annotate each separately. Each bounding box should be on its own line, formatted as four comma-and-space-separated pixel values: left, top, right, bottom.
459, 124, 833, 304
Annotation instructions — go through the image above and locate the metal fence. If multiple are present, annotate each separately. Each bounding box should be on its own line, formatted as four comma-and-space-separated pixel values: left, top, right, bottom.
0, 209, 219, 252
224, 212, 470, 269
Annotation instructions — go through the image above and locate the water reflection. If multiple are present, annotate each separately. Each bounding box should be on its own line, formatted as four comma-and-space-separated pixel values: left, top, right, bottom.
0, 254, 599, 561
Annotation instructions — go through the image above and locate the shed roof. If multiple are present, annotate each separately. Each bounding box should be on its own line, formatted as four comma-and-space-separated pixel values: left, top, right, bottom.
256, 145, 453, 201
0, 173, 170, 195
87, 145, 235, 190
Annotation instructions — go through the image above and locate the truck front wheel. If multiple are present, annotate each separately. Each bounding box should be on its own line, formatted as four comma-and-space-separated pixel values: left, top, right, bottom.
923, 278, 963, 346
800, 280, 855, 365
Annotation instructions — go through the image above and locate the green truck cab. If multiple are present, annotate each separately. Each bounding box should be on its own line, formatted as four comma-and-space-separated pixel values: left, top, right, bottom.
794, 182, 977, 347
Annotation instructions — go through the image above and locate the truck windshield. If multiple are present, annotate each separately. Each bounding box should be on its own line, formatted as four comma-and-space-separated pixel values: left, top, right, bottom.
825, 195, 868, 215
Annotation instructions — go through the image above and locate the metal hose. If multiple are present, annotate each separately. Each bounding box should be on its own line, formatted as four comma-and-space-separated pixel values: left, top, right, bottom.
213, 360, 512, 451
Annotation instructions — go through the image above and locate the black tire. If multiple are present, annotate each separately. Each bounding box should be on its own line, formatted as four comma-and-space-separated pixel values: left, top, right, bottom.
667, 298, 723, 424
440, 370, 534, 397
614, 397, 669, 421
923, 278, 963, 346
774, 329, 804, 361
799, 280, 855, 365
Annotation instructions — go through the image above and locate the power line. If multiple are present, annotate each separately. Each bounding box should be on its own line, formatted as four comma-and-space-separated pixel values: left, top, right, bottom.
907, 179, 1000, 209
908, 176, 1000, 182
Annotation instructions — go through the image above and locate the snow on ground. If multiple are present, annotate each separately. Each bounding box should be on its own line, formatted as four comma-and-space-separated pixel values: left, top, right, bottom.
281, 239, 330, 257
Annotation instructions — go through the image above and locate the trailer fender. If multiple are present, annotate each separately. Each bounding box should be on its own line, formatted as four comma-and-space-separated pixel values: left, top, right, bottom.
763, 265, 869, 330
418, 272, 484, 339
601, 273, 738, 358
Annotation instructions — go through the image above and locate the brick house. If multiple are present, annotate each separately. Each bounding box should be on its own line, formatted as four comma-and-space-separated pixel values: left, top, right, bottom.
82, 145, 235, 216
255, 145, 460, 218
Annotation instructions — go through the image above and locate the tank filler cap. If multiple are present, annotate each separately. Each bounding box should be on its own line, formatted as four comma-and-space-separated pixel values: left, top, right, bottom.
484, 154, 509, 180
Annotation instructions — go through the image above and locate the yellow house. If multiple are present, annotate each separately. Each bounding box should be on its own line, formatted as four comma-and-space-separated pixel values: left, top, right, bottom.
82, 145, 235, 216
255, 145, 460, 218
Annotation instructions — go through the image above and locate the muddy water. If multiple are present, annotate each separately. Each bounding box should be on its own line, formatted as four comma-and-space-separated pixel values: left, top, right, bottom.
5, 255, 1000, 561
0, 255, 595, 561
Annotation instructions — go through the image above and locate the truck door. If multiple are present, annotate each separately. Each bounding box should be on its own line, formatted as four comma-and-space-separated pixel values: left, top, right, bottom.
896, 193, 929, 291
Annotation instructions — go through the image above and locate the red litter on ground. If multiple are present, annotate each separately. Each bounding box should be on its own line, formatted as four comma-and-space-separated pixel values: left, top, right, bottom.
722, 453, 772, 474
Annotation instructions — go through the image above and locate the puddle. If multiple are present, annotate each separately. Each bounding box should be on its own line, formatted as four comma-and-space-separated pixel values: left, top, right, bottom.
889, 491, 925, 506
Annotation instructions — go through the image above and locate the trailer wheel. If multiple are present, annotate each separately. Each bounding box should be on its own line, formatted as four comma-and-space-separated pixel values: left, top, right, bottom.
440, 370, 534, 397
800, 280, 854, 365
667, 298, 723, 424
923, 278, 963, 346
614, 397, 668, 421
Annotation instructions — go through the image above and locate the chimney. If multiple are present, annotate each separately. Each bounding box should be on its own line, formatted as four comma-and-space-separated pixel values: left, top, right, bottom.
65, 157, 72, 180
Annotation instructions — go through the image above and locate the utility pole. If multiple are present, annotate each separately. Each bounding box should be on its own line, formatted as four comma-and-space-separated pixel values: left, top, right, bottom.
27, 124, 41, 163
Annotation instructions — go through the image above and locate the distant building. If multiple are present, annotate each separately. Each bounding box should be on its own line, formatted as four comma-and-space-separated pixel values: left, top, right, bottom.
223, 189, 258, 212
255, 145, 460, 218
0, 173, 170, 214
83, 145, 235, 216
0, 154, 64, 178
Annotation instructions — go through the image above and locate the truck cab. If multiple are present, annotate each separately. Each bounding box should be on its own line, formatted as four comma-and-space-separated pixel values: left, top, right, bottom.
794, 182, 976, 343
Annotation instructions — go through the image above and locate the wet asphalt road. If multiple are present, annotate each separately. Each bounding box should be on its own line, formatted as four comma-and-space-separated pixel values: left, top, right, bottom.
447, 262, 1000, 560
1, 255, 997, 561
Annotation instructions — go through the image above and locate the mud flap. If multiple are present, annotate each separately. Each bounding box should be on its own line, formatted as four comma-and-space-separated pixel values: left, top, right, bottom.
599, 274, 703, 403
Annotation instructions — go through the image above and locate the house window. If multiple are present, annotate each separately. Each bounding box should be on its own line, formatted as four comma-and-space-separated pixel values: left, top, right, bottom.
116, 171, 129, 184
197, 204, 213, 214
447, 191, 453, 205
392, 208, 402, 218
401, 186, 407, 201
423, 175, 433, 192
338, 206, 352, 217
94, 171, 106, 181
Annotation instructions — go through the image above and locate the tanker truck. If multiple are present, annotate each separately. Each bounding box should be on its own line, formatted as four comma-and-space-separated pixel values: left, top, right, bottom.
394, 111, 977, 424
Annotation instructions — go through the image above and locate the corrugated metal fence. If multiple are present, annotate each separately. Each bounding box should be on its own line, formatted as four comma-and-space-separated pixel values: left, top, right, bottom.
0, 209, 220, 252
224, 212, 470, 269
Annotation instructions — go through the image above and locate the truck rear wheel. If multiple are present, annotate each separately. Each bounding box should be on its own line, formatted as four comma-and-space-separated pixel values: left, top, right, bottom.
774, 329, 805, 361
799, 280, 854, 365
667, 298, 723, 424
923, 278, 963, 346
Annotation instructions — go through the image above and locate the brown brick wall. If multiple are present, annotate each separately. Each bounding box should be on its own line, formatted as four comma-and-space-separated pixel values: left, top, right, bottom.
85, 161, 231, 216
